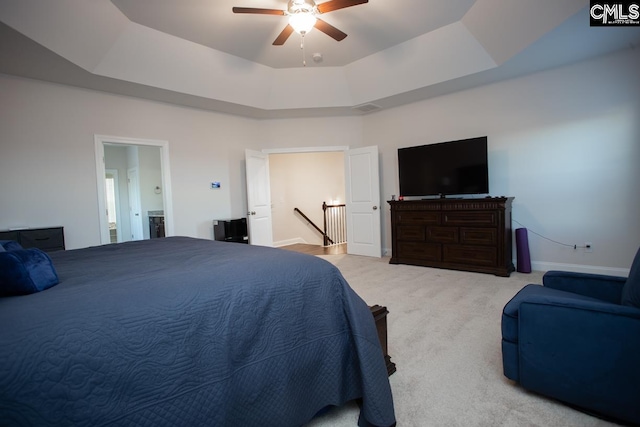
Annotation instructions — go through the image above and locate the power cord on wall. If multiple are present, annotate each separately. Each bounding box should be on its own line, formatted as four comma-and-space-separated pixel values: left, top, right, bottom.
513, 219, 588, 250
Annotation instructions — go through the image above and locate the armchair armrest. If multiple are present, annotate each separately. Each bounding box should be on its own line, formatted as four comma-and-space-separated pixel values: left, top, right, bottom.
543, 270, 626, 303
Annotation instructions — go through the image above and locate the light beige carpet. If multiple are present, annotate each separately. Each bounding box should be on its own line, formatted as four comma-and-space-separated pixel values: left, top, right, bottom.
307, 254, 619, 427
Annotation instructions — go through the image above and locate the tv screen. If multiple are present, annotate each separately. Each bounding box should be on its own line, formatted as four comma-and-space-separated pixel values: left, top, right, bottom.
398, 137, 489, 197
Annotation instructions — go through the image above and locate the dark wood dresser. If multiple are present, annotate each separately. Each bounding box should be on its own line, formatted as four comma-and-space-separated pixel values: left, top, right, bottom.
388, 198, 514, 276
0, 227, 65, 252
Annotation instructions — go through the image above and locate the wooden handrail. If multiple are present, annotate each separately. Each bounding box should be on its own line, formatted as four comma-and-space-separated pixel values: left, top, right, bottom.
293, 207, 334, 245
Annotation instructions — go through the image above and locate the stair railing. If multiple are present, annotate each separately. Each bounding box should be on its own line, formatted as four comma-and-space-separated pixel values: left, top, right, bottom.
323, 202, 346, 246
294, 202, 347, 247
293, 207, 334, 245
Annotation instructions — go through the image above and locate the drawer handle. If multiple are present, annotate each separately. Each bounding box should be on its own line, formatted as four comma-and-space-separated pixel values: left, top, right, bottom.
35, 237, 51, 241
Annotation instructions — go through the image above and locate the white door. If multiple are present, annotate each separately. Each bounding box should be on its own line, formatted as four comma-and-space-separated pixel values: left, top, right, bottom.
127, 167, 144, 241
245, 149, 274, 247
345, 146, 381, 257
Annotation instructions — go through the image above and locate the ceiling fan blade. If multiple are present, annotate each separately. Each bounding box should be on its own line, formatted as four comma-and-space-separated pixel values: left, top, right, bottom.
273, 25, 294, 45
314, 18, 347, 41
232, 7, 285, 15
317, 0, 368, 14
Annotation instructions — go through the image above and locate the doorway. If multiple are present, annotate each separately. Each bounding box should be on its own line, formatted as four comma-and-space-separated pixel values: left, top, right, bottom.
268, 151, 346, 248
249, 145, 382, 257
94, 135, 174, 245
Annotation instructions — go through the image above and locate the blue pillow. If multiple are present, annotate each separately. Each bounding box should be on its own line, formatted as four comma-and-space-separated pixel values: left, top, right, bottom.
621, 247, 640, 308
0, 249, 59, 297
0, 240, 23, 251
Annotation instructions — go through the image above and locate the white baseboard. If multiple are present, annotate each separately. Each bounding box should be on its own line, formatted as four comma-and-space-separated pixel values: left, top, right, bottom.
273, 237, 307, 248
515, 259, 629, 277
378, 249, 629, 277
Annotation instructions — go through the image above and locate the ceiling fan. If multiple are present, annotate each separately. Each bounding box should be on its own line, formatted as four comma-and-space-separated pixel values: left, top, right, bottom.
232, 0, 369, 46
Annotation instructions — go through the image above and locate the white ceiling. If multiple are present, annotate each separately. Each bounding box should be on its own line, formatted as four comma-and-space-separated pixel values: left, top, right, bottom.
1, 0, 639, 119
109, 0, 478, 69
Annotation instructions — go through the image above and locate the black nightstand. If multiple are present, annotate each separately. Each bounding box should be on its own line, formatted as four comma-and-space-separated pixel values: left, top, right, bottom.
213, 219, 248, 244
0, 227, 65, 252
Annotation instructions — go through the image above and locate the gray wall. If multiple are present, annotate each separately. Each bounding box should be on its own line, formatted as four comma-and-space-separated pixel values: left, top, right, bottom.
1, 47, 638, 273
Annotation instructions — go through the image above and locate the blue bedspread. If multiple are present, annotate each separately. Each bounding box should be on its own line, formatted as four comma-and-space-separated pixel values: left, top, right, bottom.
0, 237, 395, 426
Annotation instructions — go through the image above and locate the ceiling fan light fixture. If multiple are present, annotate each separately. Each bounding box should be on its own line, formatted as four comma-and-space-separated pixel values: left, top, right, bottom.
287, 0, 317, 34
233, 0, 366, 47
288, 12, 317, 34
288, 0, 316, 13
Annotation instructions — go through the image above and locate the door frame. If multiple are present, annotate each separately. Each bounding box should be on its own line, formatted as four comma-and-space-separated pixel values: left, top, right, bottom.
253, 145, 382, 257
262, 146, 349, 155
94, 135, 174, 245
261, 145, 350, 245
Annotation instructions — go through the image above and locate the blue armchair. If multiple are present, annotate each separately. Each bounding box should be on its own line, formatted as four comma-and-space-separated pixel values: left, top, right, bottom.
501, 248, 640, 425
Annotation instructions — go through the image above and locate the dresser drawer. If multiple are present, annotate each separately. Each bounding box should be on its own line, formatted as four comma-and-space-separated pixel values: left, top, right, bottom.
397, 242, 441, 261
397, 226, 425, 241
460, 228, 496, 246
443, 245, 497, 267
426, 226, 459, 243
0, 230, 19, 242
397, 211, 440, 225
442, 211, 497, 227
19, 228, 65, 252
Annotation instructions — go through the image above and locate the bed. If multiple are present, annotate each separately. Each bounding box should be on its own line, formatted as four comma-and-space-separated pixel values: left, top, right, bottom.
0, 237, 395, 426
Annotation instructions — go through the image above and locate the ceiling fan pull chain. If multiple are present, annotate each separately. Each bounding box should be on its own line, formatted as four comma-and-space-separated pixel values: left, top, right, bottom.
301, 34, 307, 67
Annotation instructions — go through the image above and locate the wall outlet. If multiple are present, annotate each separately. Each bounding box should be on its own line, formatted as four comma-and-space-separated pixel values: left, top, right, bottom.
585, 242, 593, 253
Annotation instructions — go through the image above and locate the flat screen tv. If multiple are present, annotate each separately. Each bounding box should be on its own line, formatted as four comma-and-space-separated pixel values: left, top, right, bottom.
398, 137, 489, 198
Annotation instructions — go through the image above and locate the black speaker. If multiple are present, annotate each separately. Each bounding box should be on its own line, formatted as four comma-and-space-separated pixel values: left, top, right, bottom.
213, 218, 248, 243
